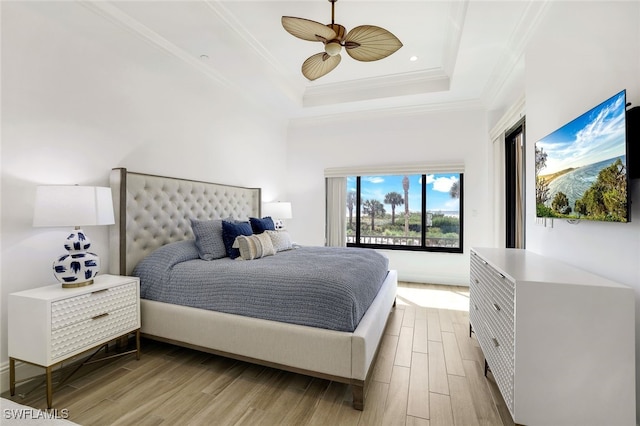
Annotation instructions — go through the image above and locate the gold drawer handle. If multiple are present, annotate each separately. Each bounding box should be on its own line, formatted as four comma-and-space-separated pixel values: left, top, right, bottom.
92, 313, 109, 320
91, 289, 108, 295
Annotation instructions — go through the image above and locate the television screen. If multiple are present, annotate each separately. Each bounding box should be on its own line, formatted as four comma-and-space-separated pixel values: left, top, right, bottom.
535, 90, 628, 222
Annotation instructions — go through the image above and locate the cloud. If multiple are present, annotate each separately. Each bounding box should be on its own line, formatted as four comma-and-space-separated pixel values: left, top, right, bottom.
364, 176, 384, 184
428, 175, 458, 192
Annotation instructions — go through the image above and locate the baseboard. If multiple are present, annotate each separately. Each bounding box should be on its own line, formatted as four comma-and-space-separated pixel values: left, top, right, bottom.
398, 273, 469, 287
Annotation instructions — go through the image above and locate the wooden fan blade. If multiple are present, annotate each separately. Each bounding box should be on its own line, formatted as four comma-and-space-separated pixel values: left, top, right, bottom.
282, 16, 337, 42
344, 25, 403, 62
302, 52, 341, 81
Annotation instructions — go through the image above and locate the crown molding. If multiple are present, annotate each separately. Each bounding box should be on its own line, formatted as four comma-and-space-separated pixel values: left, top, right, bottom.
289, 98, 484, 128
78, 0, 234, 89
302, 69, 450, 107
481, 0, 552, 107
202, 0, 305, 102
442, 0, 469, 77
79, 0, 303, 113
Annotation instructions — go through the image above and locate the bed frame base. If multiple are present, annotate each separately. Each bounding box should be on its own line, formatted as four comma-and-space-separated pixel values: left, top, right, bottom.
140, 331, 382, 410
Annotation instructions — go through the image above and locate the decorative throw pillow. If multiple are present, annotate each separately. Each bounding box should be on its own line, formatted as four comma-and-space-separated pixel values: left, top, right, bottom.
266, 230, 293, 252
249, 216, 275, 234
190, 218, 226, 260
233, 233, 276, 260
221, 220, 253, 259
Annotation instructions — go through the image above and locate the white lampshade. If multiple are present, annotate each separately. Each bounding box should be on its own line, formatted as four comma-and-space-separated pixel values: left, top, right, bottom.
33, 186, 115, 227
33, 185, 114, 288
262, 202, 293, 220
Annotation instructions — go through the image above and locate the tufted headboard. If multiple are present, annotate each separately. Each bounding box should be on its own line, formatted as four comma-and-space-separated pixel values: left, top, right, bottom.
109, 168, 261, 276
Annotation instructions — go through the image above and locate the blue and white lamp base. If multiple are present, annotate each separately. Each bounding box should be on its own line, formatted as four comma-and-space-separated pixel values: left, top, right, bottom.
53, 228, 100, 288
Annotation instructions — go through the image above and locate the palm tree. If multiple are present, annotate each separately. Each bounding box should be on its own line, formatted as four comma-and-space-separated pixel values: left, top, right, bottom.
362, 199, 385, 231
535, 146, 550, 206
384, 192, 404, 225
449, 180, 460, 199
402, 176, 410, 235
347, 191, 356, 229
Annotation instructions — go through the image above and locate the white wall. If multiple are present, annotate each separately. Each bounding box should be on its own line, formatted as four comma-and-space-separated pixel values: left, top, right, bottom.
524, 1, 640, 420
286, 108, 494, 285
0, 2, 289, 391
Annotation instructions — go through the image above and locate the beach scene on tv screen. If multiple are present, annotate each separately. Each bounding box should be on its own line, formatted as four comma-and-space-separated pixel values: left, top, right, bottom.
535, 90, 627, 222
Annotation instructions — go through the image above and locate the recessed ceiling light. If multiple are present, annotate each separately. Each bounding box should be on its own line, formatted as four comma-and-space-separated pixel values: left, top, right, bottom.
409, 55, 418, 62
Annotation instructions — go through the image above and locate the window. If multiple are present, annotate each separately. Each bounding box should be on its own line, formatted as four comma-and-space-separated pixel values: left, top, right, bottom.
346, 173, 463, 253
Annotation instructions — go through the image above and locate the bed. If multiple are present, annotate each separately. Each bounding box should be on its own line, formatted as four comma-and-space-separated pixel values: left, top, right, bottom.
108, 168, 397, 409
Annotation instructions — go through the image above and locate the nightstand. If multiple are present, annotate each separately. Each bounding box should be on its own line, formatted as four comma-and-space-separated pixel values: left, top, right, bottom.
8, 274, 141, 408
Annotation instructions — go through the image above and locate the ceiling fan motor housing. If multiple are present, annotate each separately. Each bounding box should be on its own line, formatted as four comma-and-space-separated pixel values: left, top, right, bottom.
324, 23, 346, 56
327, 23, 346, 41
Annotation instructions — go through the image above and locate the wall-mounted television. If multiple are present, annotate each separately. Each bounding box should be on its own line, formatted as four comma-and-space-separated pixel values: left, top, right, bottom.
535, 89, 629, 223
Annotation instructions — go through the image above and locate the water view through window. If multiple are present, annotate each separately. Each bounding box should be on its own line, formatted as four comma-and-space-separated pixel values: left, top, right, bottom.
346, 173, 463, 252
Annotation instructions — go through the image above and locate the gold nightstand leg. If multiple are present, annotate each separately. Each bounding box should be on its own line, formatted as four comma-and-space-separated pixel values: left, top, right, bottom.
46, 366, 53, 409
9, 358, 15, 396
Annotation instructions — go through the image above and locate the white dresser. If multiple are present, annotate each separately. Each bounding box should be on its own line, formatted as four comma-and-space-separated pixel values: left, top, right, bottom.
470, 248, 635, 426
9, 274, 140, 408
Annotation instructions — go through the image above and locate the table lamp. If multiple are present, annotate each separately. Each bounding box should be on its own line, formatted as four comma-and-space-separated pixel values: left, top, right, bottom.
33, 185, 115, 288
262, 201, 292, 230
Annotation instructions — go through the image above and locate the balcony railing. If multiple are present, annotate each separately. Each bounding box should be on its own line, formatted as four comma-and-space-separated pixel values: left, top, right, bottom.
346, 235, 459, 248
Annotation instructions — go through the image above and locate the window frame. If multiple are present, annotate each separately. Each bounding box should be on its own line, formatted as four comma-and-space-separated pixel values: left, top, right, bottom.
346, 173, 464, 254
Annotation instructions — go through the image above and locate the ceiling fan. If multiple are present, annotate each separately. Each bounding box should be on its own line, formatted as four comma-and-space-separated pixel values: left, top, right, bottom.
281, 0, 403, 81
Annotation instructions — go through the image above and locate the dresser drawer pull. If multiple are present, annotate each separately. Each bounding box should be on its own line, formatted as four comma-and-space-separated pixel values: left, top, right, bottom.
474, 278, 479, 284
91, 289, 109, 295
492, 337, 500, 348
493, 303, 501, 312
474, 304, 478, 310
92, 313, 109, 320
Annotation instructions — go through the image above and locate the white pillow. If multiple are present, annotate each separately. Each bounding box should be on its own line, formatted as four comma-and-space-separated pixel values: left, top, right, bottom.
266, 230, 293, 252
233, 233, 276, 260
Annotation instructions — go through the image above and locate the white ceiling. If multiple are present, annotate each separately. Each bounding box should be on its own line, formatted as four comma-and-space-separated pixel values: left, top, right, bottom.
80, 1, 549, 121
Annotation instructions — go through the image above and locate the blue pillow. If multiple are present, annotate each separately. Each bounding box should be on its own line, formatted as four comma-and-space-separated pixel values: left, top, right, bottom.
221, 220, 253, 259
190, 218, 226, 260
249, 216, 275, 234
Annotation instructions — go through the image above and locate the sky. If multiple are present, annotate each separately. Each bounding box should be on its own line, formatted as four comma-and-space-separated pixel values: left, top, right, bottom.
347, 173, 460, 214
535, 90, 627, 176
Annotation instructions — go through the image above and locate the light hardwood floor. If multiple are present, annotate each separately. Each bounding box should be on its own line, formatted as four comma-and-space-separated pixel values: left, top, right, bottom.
4, 283, 514, 426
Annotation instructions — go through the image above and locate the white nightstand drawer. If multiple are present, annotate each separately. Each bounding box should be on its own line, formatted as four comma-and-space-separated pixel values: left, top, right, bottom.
51, 304, 138, 360
9, 275, 141, 409
51, 281, 137, 330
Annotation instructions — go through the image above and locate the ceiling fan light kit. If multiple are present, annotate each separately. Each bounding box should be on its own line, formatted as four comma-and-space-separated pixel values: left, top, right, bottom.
282, 0, 403, 81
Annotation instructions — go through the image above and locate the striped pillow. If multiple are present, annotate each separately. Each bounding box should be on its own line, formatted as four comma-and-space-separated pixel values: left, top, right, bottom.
233, 232, 276, 260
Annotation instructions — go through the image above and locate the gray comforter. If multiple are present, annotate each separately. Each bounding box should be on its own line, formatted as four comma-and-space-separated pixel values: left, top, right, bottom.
133, 241, 389, 332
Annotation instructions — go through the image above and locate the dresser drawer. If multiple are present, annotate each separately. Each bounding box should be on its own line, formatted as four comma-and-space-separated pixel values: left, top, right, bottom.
470, 251, 515, 414
51, 304, 139, 360
51, 281, 137, 330
479, 320, 514, 412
